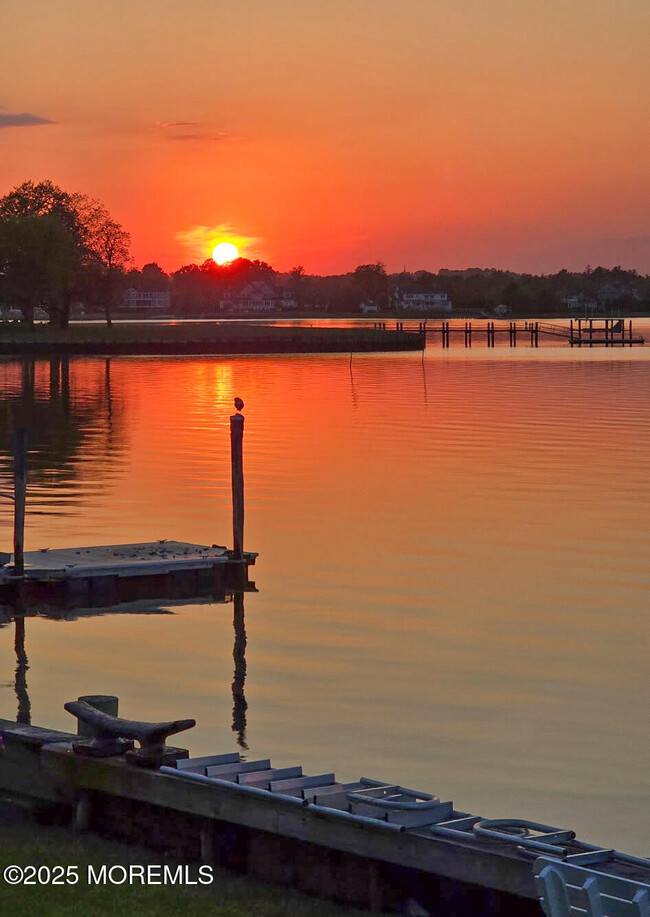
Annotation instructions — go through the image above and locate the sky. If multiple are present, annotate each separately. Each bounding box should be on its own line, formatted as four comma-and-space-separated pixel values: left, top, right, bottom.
1, 0, 649, 274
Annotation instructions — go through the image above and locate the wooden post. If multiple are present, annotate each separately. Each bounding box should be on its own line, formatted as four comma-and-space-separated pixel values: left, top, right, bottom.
230, 411, 245, 559
12, 428, 27, 577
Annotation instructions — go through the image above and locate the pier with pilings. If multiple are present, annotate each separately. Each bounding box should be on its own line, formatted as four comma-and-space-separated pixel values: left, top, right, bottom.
398, 318, 645, 347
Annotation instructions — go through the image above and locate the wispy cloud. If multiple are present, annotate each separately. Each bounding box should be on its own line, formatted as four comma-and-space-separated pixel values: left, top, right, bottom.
154, 121, 231, 142
0, 112, 54, 129
157, 121, 199, 128
170, 132, 228, 142
174, 223, 259, 262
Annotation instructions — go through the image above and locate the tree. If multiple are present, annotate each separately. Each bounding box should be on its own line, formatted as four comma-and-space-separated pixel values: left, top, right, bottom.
352, 262, 389, 309
288, 265, 307, 307
0, 180, 131, 327
0, 214, 78, 325
73, 197, 131, 326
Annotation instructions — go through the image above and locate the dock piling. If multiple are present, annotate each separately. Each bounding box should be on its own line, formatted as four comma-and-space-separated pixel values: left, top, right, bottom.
230, 403, 245, 560
12, 428, 27, 578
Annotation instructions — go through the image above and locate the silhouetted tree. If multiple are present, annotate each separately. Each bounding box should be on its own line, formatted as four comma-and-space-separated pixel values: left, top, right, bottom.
352, 262, 389, 309
0, 180, 131, 327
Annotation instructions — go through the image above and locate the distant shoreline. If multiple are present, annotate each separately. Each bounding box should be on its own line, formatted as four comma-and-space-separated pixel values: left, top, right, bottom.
0, 323, 424, 356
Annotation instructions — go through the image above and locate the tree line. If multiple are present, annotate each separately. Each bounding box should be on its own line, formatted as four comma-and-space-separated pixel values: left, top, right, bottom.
2, 179, 649, 323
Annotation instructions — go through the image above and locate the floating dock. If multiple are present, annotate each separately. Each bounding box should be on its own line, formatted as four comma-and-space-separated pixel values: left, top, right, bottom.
0, 541, 256, 608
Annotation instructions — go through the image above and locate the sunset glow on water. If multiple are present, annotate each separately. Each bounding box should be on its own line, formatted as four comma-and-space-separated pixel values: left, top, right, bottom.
1, 330, 648, 855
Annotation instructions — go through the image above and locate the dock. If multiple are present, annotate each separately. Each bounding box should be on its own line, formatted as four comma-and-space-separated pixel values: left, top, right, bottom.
3, 402, 256, 610
0, 541, 256, 609
418, 319, 644, 347
1, 705, 648, 915
0, 323, 425, 356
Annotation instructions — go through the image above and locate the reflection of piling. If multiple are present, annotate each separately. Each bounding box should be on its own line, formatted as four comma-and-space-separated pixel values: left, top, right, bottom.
14, 617, 31, 725
12, 428, 27, 577
230, 411, 245, 559
232, 592, 248, 750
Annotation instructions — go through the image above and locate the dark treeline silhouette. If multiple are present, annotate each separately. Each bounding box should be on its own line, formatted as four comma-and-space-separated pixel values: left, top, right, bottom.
128, 260, 650, 317
2, 180, 649, 321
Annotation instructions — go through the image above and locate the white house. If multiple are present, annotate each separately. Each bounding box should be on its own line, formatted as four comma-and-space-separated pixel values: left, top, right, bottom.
124, 288, 171, 311
561, 293, 598, 314
220, 282, 297, 313
395, 287, 452, 312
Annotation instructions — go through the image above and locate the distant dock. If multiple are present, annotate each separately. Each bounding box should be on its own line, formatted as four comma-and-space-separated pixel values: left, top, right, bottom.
420, 318, 644, 347
0, 322, 424, 356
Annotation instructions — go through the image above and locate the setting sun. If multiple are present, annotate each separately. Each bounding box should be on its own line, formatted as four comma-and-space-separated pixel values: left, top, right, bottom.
212, 242, 239, 265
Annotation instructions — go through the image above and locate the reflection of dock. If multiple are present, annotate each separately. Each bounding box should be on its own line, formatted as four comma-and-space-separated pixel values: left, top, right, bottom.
1, 589, 251, 745
0, 541, 256, 609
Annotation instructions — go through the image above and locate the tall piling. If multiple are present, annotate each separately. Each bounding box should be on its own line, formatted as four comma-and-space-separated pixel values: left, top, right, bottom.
12, 428, 27, 578
230, 406, 245, 560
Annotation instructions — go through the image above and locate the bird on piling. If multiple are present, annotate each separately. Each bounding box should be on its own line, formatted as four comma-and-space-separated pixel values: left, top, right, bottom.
234, 397, 244, 412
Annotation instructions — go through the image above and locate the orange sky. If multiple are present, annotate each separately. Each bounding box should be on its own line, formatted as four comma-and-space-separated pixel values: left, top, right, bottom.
1, 0, 649, 274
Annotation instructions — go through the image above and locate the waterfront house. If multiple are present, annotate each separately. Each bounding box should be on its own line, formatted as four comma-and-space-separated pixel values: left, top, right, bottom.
220, 282, 297, 313
561, 292, 599, 314
597, 283, 641, 308
123, 288, 171, 311
395, 285, 452, 312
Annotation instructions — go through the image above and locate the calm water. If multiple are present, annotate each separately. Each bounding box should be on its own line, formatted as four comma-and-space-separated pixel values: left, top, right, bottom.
1, 322, 649, 855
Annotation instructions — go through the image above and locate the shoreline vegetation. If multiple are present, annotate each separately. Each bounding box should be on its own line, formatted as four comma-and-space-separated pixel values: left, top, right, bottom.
0, 322, 425, 356
2, 183, 649, 335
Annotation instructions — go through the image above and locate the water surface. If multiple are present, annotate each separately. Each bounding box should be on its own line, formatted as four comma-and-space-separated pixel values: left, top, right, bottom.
1, 323, 648, 855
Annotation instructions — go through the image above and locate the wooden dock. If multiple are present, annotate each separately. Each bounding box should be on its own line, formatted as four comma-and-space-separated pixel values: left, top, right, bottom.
4, 401, 256, 609
419, 319, 644, 347
1, 709, 648, 915
0, 541, 256, 609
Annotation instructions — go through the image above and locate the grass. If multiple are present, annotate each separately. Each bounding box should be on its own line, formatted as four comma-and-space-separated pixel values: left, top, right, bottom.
0, 807, 364, 917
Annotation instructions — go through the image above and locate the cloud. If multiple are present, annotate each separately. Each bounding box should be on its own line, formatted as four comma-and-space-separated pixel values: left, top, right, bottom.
0, 112, 54, 129
170, 132, 228, 142
174, 223, 259, 262
155, 121, 230, 142
157, 121, 199, 128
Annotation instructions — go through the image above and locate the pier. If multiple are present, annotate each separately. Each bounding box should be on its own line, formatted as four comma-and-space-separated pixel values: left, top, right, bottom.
0, 322, 424, 356
414, 319, 644, 347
